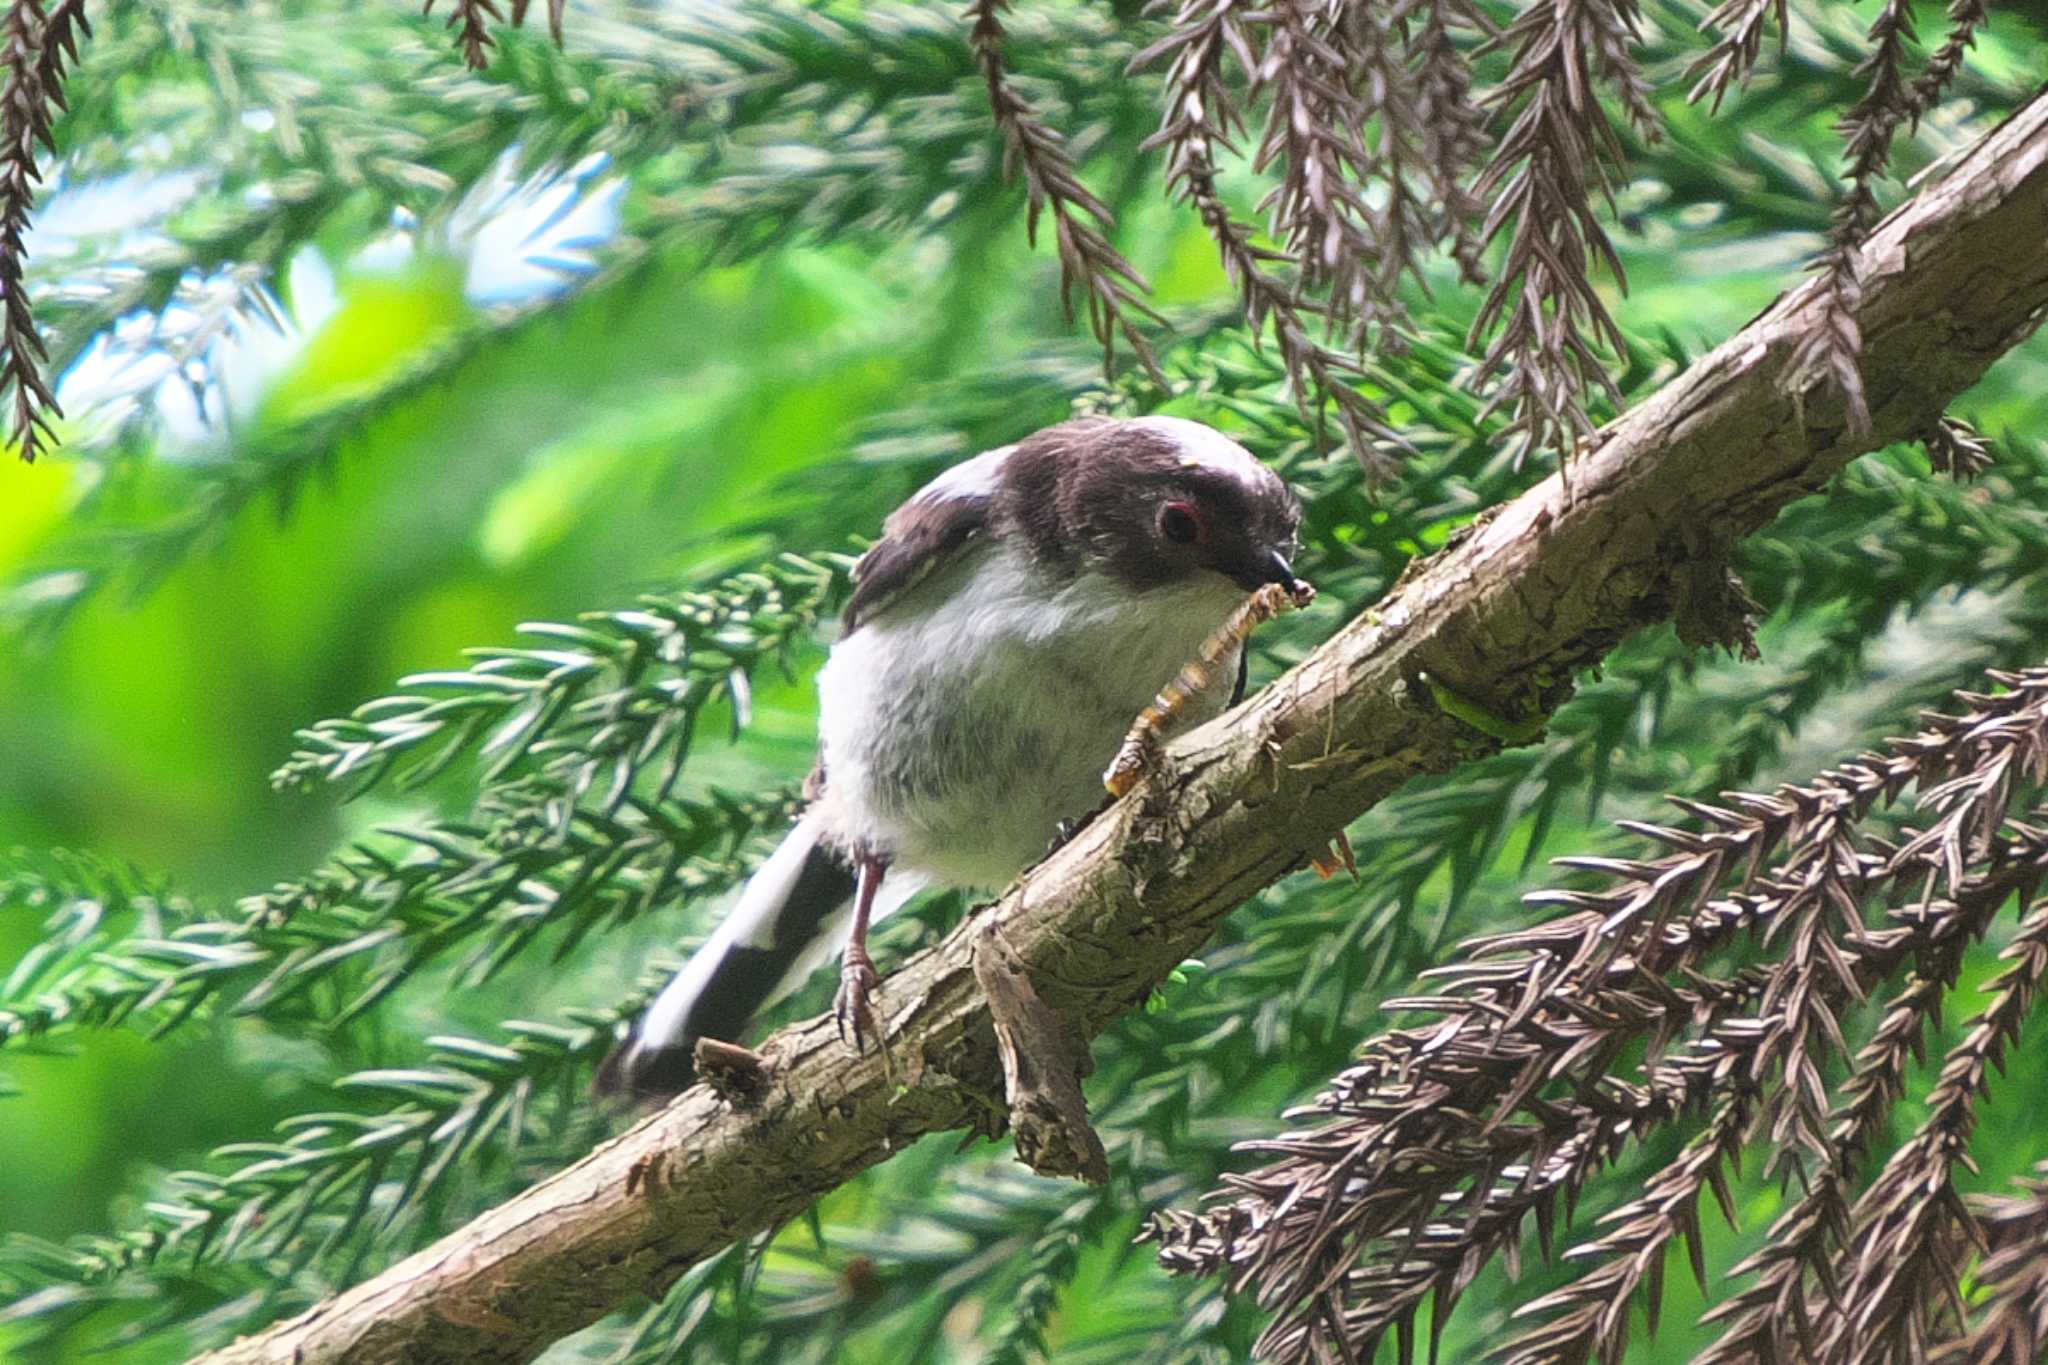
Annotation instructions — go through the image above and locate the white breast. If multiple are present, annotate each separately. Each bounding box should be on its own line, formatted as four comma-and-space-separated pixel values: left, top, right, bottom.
811, 540, 1245, 889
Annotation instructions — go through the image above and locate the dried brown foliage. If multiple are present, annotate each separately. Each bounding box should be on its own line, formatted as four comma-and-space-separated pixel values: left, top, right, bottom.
1906, 0, 1992, 129
969, 0, 1165, 382
1697, 0, 1989, 442
1131, 0, 1509, 470
1924, 414, 1996, 480
1123, 0, 2011, 469
0, 0, 2010, 466
1146, 667, 2048, 1364
1, 0, 86, 463
1782, 0, 1917, 438
1132, 0, 1653, 468
1687, 0, 1788, 110
1469, 0, 1652, 462
1122, 0, 1995, 470
1136, 0, 1406, 475
1936, 1162, 2048, 1364
422, 0, 565, 71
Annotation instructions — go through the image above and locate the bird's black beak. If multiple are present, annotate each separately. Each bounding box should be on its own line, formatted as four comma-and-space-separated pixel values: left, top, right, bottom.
1233, 547, 1305, 595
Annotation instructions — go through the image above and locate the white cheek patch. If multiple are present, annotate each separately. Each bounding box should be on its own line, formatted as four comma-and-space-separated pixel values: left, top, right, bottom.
1128, 415, 1266, 485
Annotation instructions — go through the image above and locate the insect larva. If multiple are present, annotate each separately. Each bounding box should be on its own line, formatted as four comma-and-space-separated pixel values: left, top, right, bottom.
1103, 578, 1315, 798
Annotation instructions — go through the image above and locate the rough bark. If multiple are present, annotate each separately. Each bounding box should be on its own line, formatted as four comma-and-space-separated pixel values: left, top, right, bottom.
194, 90, 2048, 1365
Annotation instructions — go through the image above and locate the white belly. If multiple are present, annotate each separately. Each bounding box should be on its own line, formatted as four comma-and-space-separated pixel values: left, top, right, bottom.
811, 542, 1245, 889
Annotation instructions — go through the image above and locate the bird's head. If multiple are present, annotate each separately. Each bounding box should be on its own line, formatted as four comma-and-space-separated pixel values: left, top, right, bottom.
997, 415, 1306, 598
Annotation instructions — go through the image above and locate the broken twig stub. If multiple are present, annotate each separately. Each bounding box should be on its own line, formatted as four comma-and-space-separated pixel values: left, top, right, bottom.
694, 1037, 774, 1106
974, 925, 1110, 1184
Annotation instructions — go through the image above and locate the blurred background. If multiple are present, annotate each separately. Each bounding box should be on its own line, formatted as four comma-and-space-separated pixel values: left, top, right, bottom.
1, 1, 2045, 1361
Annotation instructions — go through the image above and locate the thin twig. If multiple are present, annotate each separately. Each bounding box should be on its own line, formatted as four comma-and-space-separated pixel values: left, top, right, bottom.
1, 0, 88, 462
969, 0, 1165, 383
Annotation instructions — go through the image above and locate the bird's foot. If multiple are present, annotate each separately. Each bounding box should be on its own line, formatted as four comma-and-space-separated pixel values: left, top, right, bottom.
1045, 807, 1105, 856
1102, 727, 1165, 799
834, 946, 889, 1064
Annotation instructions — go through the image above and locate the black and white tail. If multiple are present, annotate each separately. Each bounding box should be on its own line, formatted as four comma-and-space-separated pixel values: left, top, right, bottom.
594, 817, 918, 1099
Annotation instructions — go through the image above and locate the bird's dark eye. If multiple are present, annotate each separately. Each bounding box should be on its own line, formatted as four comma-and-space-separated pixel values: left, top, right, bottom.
1159, 501, 1203, 545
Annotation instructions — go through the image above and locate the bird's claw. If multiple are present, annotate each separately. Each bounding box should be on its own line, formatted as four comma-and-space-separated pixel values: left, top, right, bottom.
834, 949, 884, 1054
1103, 729, 1164, 798
1045, 808, 1104, 856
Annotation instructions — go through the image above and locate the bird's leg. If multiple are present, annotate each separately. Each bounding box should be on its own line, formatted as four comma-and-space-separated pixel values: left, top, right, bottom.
835, 848, 890, 1057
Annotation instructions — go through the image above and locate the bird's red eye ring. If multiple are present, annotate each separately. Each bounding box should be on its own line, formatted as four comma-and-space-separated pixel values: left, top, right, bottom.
1159, 501, 1203, 545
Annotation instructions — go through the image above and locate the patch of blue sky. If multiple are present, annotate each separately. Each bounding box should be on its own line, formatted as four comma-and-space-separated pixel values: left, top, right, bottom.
38, 145, 624, 454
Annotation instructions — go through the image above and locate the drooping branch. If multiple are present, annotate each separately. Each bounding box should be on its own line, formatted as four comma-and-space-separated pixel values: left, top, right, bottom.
1165, 668, 2048, 1364
968, 0, 1163, 380
421, 0, 566, 71
1, 0, 89, 462
1469, 0, 1648, 460
1784, 0, 1920, 438
1938, 1160, 2048, 1363
1134, 0, 1405, 474
193, 91, 2048, 1365
1816, 895, 2048, 1362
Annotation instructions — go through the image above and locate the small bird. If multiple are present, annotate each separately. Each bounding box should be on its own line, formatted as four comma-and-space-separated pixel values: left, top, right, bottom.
597, 415, 1306, 1098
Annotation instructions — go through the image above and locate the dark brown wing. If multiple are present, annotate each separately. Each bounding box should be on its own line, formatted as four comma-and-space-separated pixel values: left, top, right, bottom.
842, 472, 998, 632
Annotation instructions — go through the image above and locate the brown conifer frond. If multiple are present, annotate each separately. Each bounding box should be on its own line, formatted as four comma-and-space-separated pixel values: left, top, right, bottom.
1936, 1162, 2048, 1365
1411, 0, 1492, 286
1697, 0, 1979, 446
1811, 901, 2048, 1364
1694, 956, 1961, 1362
1497, 1096, 1752, 1365
1127, 0, 2001, 473
1146, 668, 2048, 1364
424, 0, 502, 71
1134, 0, 1403, 475
1, 0, 87, 463
1251, 0, 1409, 348
1488, 857, 2047, 1365
969, 0, 1165, 384
422, 0, 563, 71
1139, 0, 1665, 470
1925, 414, 1996, 480
1784, 0, 1919, 438
1905, 0, 1991, 130
1467, 0, 1647, 464
1686, 0, 1789, 111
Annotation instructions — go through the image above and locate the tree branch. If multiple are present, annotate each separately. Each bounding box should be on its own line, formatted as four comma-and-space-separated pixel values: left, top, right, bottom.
194, 90, 2048, 1365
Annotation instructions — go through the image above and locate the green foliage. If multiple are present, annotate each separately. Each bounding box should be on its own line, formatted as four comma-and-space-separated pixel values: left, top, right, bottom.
0, 0, 2045, 1362
272, 551, 851, 805
1, 555, 842, 1073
